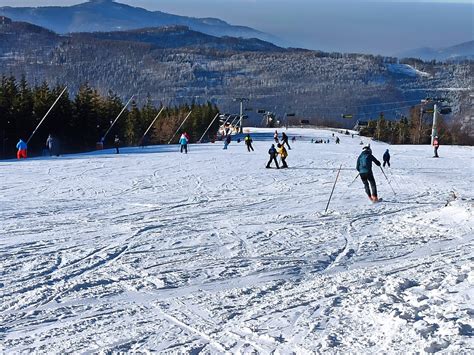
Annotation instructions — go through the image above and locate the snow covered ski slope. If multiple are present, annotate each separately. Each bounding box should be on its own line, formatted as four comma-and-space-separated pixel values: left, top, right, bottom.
1, 128, 473, 353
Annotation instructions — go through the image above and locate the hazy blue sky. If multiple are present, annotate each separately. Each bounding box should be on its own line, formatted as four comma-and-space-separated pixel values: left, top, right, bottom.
0, 0, 472, 55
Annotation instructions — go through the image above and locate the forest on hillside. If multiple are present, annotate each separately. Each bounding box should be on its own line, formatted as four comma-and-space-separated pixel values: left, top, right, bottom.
0, 76, 219, 158
0, 18, 471, 131
358, 106, 473, 146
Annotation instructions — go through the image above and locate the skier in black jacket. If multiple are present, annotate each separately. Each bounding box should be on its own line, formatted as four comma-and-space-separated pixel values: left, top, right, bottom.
244, 134, 254, 152
356, 145, 381, 202
281, 132, 291, 150
266, 144, 280, 169
383, 149, 390, 167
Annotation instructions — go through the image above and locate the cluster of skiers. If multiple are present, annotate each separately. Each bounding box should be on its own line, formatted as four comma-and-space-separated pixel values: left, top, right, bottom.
273, 131, 292, 150
218, 130, 291, 169
266, 143, 288, 169
13, 129, 444, 205
16, 134, 60, 159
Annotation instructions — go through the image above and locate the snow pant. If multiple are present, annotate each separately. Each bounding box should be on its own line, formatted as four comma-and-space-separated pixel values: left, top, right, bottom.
49, 146, 60, 156
434, 146, 439, 157
383, 160, 390, 168
360, 172, 377, 198
17, 149, 27, 159
283, 140, 291, 150
246, 143, 254, 152
281, 157, 288, 168
115, 146, 119, 154
266, 155, 279, 169
180, 144, 188, 154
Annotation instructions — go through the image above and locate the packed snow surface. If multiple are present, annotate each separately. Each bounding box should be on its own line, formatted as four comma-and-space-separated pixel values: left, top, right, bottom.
1, 128, 473, 353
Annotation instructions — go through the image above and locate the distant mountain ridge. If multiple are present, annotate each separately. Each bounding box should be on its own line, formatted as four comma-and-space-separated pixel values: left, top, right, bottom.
0, 16, 281, 53
0, 0, 280, 44
74, 26, 283, 52
0, 17, 471, 129
398, 40, 474, 62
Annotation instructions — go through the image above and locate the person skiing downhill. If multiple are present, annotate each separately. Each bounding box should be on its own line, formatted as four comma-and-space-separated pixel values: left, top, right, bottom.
383, 149, 390, 167
244, 134, 254, 152
16, 138, 27, 159
266, 144, 280, 169
281, 132, 291, 150
433, 136, 439, 158
356, 145, 381, 202
277, 143, 288, 168
179, 133, 188, 154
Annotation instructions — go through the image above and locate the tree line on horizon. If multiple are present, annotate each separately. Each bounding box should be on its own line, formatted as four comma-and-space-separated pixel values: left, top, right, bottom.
358, 107, 473, 146
0, 75, 220, 158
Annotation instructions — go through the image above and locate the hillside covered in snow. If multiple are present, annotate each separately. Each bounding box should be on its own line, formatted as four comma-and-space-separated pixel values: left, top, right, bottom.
1, 16, 472, 125
1, 128, 473, 352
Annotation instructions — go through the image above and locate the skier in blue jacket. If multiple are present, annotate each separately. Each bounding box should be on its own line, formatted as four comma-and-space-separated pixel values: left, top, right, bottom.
16, 139, 28, 159
179, 133, 188, 154
356, 145, 381, 202
266, 144, 280, 169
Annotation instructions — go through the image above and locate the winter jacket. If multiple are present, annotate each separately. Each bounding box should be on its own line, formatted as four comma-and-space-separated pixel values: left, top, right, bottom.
433, 138, 439, 148
226, 135, 231, 144
268, 146, 277, 157
179, 135, 188, 145
383, 150, 390, 162
46, 136, 60, 155
356, 150, 381, 174
278, 146, 288, 158
282, 133, 288, 142
16, 140, 27, 150
245, 136, 252, 144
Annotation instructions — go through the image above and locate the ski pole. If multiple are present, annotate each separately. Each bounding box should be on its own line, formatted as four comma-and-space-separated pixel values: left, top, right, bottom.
168, 111, 192, 144
349, 173, 360, 187
387, 168, 402, 191
379, 166, 396, 195
339, 173, 359, 200
325, 164, 343, 213
27, 86, 68, 144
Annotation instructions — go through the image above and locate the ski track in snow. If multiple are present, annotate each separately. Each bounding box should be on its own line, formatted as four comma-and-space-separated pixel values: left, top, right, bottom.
0, 128, 473, 353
